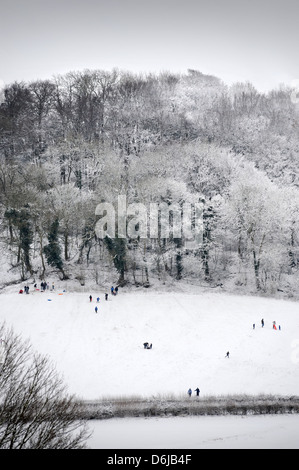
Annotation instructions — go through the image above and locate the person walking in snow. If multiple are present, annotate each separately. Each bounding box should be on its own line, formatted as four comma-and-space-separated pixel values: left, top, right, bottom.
105, 293, 108, 301
143, 342, 149, 349
89, 295, 92, 302
188, 388, 192, 397
95, 306, 98, 313
97, 297, 100, 302
194, 388, 200, 397
225, 351, 230, 358
261, 319, 264, 328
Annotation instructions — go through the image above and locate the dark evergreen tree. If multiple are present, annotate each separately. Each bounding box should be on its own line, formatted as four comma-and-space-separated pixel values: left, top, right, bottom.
4, 206, 33, 278
43, 219, 68, 279
104, 236, 127, 286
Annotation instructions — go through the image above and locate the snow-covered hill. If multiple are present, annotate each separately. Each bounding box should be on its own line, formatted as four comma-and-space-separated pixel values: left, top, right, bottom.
0, 286, 298, 400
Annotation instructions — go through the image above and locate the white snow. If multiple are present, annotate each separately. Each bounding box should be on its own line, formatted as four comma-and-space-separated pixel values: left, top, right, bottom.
87, 414, 299, 449
0, 285, 298, 399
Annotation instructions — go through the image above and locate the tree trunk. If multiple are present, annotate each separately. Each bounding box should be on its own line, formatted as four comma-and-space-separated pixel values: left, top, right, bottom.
252, 249, 261, 290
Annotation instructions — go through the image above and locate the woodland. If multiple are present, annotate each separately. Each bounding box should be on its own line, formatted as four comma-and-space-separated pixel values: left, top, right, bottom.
1, 68, 299, 296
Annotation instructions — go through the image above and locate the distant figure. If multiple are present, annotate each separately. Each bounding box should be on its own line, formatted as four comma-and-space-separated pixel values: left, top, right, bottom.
279, 325, 281, 330
188, 388, 192, 397
225, 351, 230, 358
253, 323, 255, 329
143, 342, 149, 349
115, 286, 118, 295
105, 293, 108, 301
19, 289, 23, 294
97, 297, 100, 302
194, 388, 200, 397
95, 306, 98, 313
111, 286, 114, 295
261, 319, 264, 328
147, 343, 152, 349
273, 321, 277, 330
89, 295, 92, 302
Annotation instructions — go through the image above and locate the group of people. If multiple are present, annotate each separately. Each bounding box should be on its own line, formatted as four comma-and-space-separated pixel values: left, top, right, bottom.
188, 388, 200, 397
19, 281, 55, 294
89, 286, 120, 313
143, 342, 152, 349
39, 281, 50, 291
19, 285, 30, 294
252, 319, 281, 330
111, 286, 118, 296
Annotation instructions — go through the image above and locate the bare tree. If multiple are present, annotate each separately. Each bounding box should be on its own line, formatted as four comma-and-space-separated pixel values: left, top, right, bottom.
0, 322, 90, 449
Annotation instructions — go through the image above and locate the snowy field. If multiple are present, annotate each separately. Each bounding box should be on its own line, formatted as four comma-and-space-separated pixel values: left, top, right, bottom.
87, 414, 299, 449
1, 284, 299, 449
0, 285, 298, 399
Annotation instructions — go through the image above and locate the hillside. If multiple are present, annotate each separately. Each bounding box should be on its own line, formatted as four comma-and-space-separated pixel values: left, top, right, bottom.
1, 69, 299, 299
0, 285, 298, 400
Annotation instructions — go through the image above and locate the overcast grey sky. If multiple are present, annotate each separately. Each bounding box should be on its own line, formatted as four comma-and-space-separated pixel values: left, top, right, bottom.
1, 0, 299, 92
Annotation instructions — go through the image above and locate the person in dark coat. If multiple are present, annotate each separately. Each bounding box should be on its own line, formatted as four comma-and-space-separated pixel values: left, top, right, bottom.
105, 293, 108, 301
89, 295, 92, 302
194, 388, 200, 397
143, 342, 149, 349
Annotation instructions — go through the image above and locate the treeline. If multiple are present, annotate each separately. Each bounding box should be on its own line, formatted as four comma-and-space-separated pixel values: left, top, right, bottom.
81, 394, 299, 419
0, 69, 299, 294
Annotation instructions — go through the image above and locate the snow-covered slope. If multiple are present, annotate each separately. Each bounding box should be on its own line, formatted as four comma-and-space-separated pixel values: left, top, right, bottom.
0, 287, 298, 400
